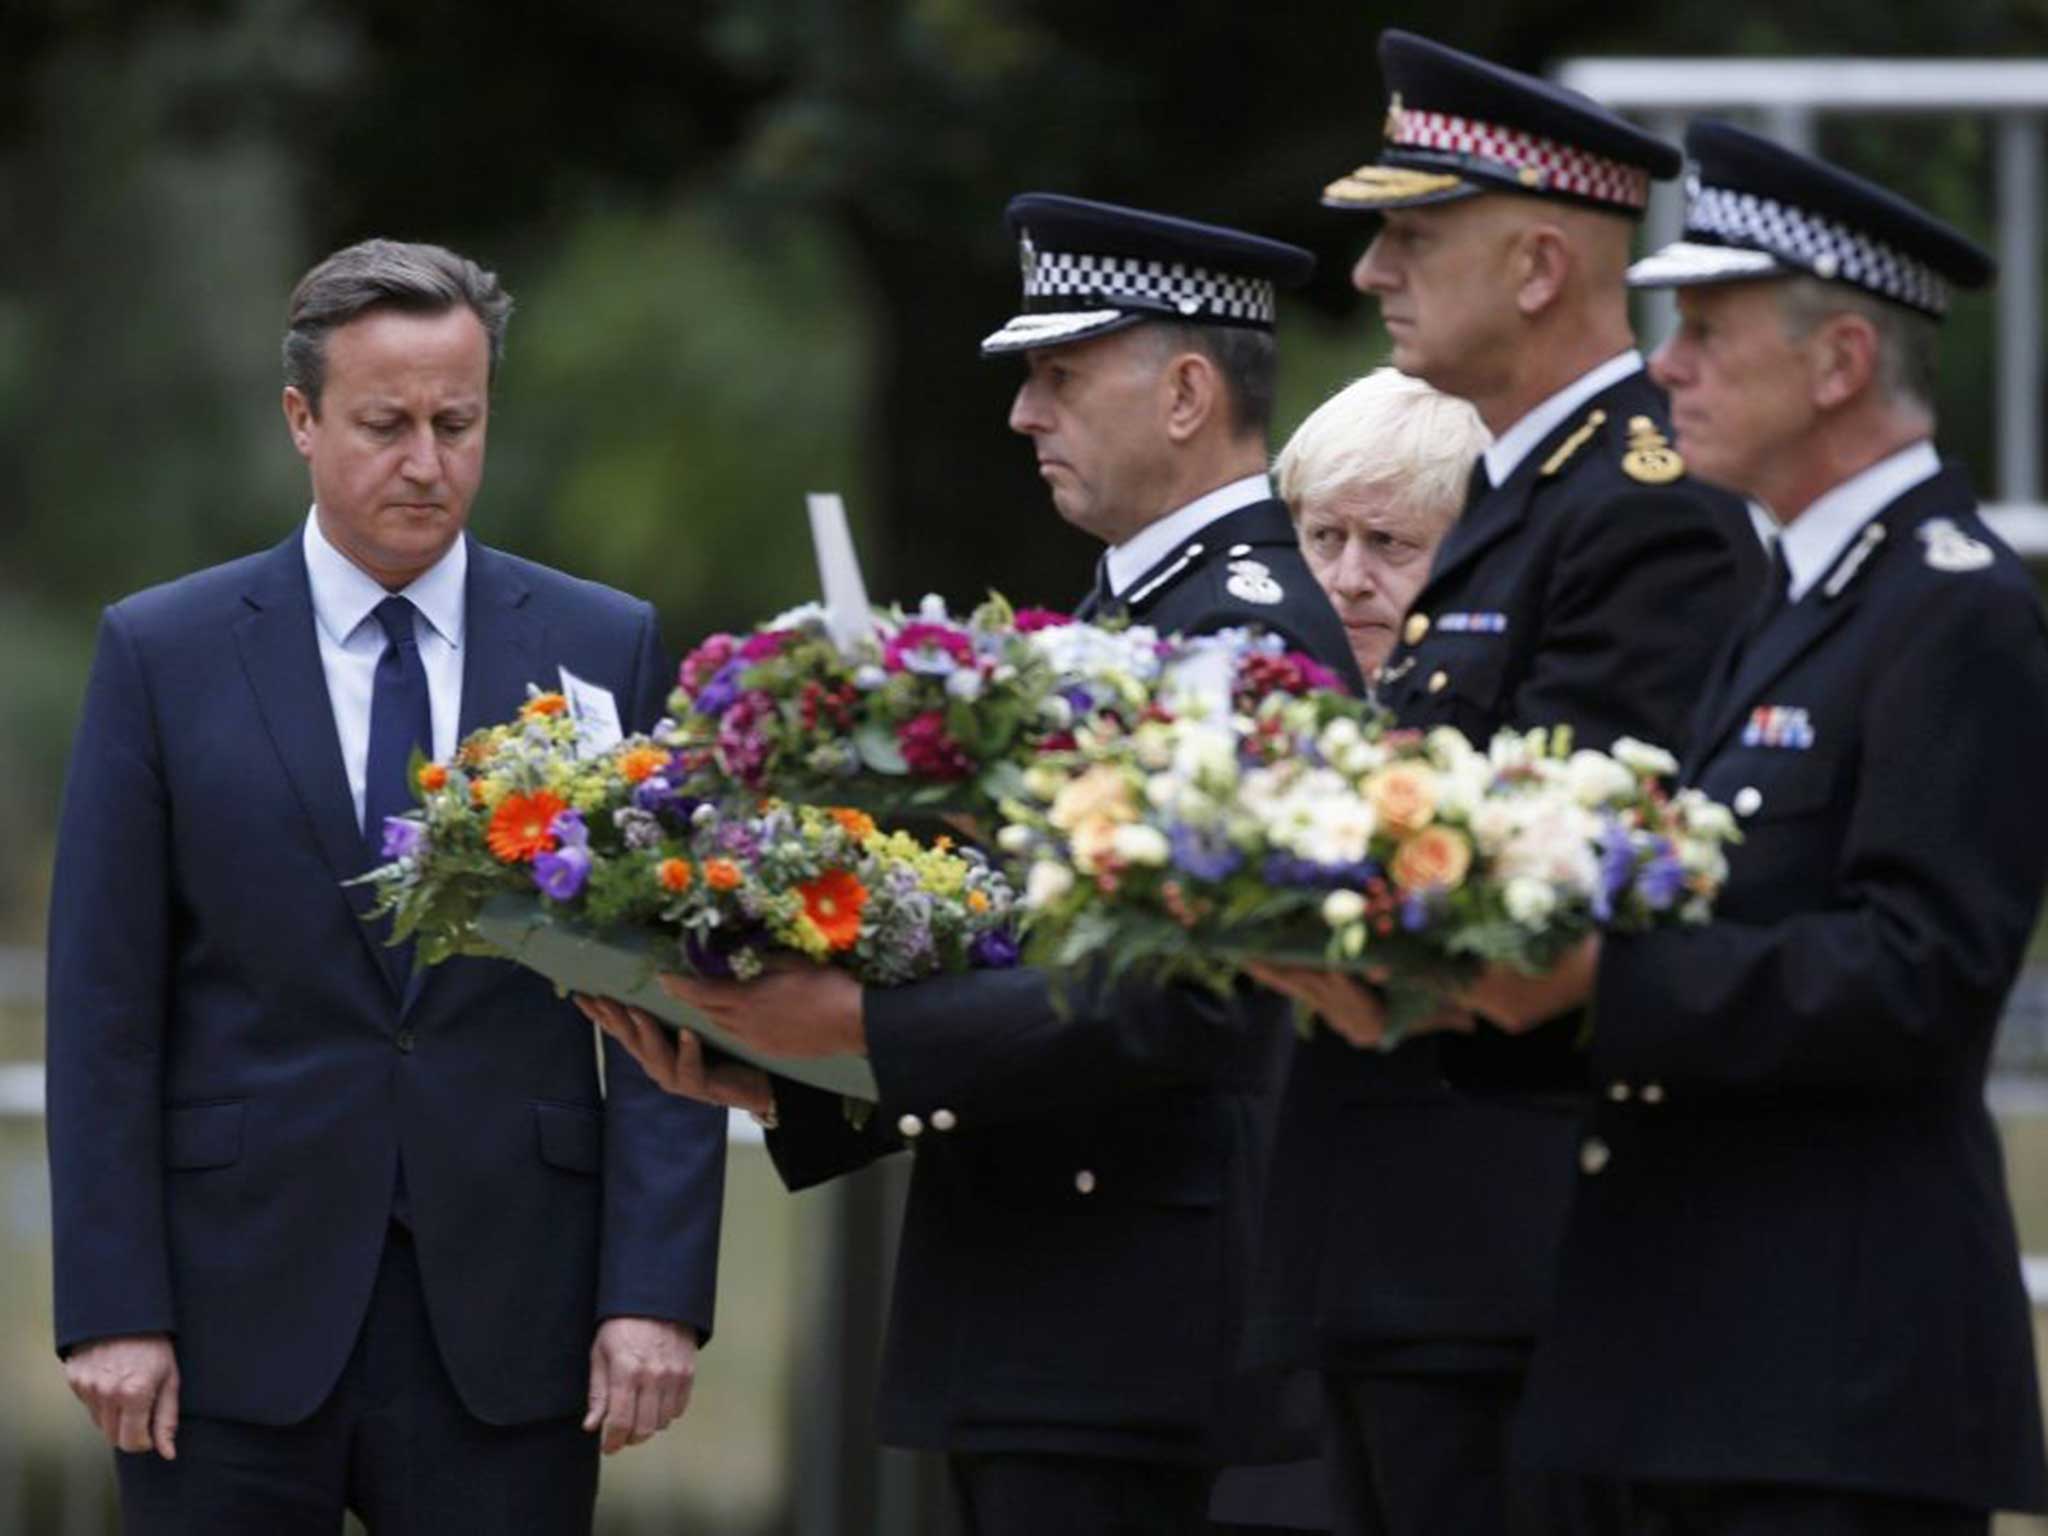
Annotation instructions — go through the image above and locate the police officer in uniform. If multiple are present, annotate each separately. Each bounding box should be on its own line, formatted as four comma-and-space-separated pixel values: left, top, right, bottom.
1462, 119, 2048, 1536
586, 197, 1361, 1535
1247, 33, 1760, 1536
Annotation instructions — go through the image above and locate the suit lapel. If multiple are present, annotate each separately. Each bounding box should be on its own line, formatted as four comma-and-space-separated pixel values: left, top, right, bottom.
232, 535, 401, 998
456, 540, 543, 737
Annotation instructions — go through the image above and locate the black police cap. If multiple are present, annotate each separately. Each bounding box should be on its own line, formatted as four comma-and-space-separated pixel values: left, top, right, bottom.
982, 193, 1315, 357
1322, 30, 1679, 218
1628, 119, 1994, 318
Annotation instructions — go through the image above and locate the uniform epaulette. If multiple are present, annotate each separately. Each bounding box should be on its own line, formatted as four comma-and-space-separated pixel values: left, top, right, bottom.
1916, 517, 1995, 573
1539, 409, 1605, 477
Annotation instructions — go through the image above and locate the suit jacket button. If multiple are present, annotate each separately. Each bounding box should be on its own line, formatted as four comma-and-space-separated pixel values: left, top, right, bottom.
896, 1113, 924, 1139
1427, 669, 1450, 694
1733, 786, 1762, 817
395, 1027, 416, 1053
1405, 613, 1431, 646
1579, 1137, 1611, 1176
1607, 1081, 1631, 1103
1640, 1083, 1666, 1105
1073, 1169, 1097, 1195
930, 1108, 958, 1132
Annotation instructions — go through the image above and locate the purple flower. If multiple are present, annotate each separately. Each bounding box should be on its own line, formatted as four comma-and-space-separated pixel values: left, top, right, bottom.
1400, 892, 1433, 932
692, 659, 745, 718
1168, 823, 1243, 882
970, 928, 1021, 969
380, 816, 427, 861
631, 774, 701, 823
531, 844, 591, 901
1636, 839, 1687, 913
1262, 853, 1382, 889
1593, 816, 1635, 924
549, 809, 589, 849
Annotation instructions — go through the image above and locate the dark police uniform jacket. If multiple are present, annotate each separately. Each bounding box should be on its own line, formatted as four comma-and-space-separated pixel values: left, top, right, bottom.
765, 495, 1362, 1463
1513, 465, 2048, 1512
1249, 368, 1762, 1371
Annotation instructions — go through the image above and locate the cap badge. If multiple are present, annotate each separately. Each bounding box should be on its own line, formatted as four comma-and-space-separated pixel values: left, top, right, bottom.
1018, 230, 1037, 283
1621, 416, 1685, 485
1918, 517, 1993, 573
1383, 92, 1406, 141
1225, 558, 1284, 606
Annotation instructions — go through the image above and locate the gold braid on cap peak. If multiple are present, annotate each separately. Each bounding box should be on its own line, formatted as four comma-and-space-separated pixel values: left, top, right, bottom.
1323, 164, 1465, 205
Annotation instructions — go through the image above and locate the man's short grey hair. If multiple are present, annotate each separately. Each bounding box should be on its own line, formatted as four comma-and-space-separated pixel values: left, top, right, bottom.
1774, 275, 1938, 420
1273, 367, 1491, 528
1138, 320, 1280, 440
283, 238, 514, 414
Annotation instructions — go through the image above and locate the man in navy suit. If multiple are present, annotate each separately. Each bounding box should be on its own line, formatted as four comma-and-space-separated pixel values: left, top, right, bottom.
45, 238, 726, 1533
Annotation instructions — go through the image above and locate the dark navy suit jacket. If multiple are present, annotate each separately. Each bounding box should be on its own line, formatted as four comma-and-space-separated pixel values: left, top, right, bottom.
1515, 468, 2048, 1512
46, 530, 727, 1427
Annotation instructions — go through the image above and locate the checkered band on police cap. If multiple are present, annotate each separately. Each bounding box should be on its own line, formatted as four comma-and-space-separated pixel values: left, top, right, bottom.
1022, 243, 1278, 326
1682, 180, 1950, 315
1388, 105, 1652, 211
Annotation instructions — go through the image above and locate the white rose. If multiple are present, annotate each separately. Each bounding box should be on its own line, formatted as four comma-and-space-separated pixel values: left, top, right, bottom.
1675, 789, 1738, 841
1025, 861, 1075, 908
1487, 729, 1533, 774
919, 592, 948, 620
1172, 724, 1238, 786
1038, 693, 1074, 729
1426, 726, 1478, 768
996, 823, 1033, 854
1322, 889, 1367, 927
1112, 823, 1171, 866
1022, 764, 1066, 803
946, 669, 985, 701
1320, 717, 1362, 755
1469, 800, 1519, 854
1503, 876, 1558, 928
1612, 737, 1680, 778
1564, 750, 1637, 808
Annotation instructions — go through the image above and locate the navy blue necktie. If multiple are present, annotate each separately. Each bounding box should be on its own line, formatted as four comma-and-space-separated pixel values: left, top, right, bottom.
363, 595, 433, 861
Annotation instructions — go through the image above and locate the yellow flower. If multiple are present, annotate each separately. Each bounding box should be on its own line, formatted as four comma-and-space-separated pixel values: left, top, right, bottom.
1365, 763, 1439, 838
1049, 764, 1137, 834
1391, 825, 1472, 892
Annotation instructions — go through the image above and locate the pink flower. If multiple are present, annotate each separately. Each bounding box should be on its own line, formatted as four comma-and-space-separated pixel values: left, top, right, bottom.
739, 629, 797, 662
884, 622, 976, 676
715, 691, 777, 785
897, 711, 973, 780
678, 633, 738, 694
1013, 607, 1072, 633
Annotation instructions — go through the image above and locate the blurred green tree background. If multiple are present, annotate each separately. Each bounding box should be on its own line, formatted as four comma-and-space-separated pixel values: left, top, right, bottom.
4, 0, 2046, 943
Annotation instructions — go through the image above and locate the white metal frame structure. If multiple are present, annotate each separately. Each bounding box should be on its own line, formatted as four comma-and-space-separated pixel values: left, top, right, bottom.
1556, 58, 2048, 556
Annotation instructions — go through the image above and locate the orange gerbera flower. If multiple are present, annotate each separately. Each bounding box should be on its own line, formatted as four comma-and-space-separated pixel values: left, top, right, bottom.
487, 790, 567, 863
417, 763, 449, 793
657, 858, 694, 893
521, 691, 570, 719
617, 745, 670, 785
799, 869, 868, 951
703, 858, 743, 892
829, 807, 878, 841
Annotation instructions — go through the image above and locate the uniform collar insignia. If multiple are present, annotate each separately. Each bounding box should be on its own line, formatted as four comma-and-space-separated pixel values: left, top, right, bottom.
1918, 517, 1993, 572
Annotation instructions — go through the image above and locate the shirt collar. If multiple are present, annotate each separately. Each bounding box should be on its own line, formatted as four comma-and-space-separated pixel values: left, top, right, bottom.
1105, 473, 1273, 597
1482, 350, 1644, 488
302, 508, 468, 647
1774, 440, 1940, 600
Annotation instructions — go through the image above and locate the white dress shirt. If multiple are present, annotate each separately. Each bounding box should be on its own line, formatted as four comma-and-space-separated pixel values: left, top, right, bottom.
1771, 440, 1941, 600
302, 510, 467, 832
1104, 472, 1274, 597
1481, 350, 1645, 489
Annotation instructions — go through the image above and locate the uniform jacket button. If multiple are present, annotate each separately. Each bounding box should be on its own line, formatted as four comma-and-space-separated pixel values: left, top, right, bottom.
930, 1108, 957, 1132
1640, 1083, 1666, 1105
1579, 1137, 1611, 1176
896, 1113, 924, 1139
1073, 1169, 1097, 1195
1607, 1081, 1632, 1103
1733, 786, 1762, 818
1404, 613, 1431, 646
395, 1027, 416, 1053
1427, 669, 1450, 694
